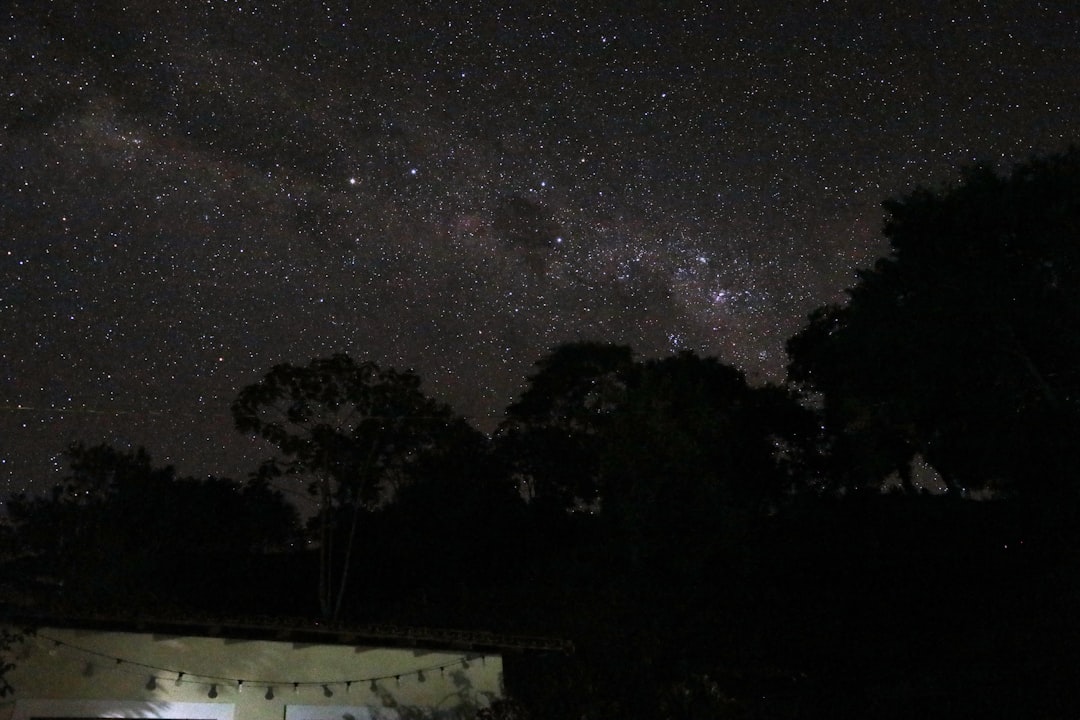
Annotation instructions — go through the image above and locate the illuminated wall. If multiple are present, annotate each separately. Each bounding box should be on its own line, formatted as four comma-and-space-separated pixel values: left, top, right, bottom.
0, 627, 502, 720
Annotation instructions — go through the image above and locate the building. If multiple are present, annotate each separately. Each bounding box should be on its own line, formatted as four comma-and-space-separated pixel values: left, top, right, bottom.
0, 614, 567, 720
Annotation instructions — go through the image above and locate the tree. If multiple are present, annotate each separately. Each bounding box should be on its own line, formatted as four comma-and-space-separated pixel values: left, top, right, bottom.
787, 149, 1080, 498
3, 443, 300, 607
497, 343, 816, 518
601, 353, 815, 526
231, 353, 466, 620
365, 425, 538, 627
492, 348, 820, 720
496, 342, 635, 508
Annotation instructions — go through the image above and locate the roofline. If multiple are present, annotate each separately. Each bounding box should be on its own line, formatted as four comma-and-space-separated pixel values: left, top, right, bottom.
2, 609, 574, 655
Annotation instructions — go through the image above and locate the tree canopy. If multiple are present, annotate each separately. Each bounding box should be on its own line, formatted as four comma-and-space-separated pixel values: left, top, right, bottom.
497, 342, 815, 519
787, 149, 1080, 497
3, 442, 300, 607
498, 341, 635, 507
13, 148, 1080, 717
231, 353, 472, 620
6, 318, 1080, 716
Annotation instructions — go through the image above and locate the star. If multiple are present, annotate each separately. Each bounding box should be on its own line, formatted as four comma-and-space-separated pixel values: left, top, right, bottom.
0, 2, 1077, 490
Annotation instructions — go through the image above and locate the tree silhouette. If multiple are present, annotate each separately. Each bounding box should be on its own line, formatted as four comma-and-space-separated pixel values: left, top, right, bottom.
3, 442, 300, 608
231, 353, 466, 620
787, 149, 1080, 498
496, 342, 635, 508
601, 352, 814, 526
498, 343, 815, 519
490, 346, 819, 720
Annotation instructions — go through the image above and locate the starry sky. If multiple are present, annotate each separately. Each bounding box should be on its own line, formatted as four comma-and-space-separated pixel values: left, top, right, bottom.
2, 1, 1078, 492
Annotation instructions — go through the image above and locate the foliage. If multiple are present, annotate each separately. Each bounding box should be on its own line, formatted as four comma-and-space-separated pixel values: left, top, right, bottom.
0, 627, 27, 697
3, 338, 1080, 717
497, 342, 816, 519
231, 353, 470, 620
601, 352, 816, 520
787, 149, 1080, 497
3, 443, 300, 607
497, 342, 635, 507
371, 667, 501, 720
352, 422, 538, 627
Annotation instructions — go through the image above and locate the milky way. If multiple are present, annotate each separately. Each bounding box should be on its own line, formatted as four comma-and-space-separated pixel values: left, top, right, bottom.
2, 1, 1078, 491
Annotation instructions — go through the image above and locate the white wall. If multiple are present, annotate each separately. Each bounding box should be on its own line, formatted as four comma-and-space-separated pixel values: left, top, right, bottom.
0, 627, 502, 720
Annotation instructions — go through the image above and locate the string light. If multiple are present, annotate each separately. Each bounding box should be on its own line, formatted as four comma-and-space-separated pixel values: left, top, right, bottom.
35, 633, 482, 698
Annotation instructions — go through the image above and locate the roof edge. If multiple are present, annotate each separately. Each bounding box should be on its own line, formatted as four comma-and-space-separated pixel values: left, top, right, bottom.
1, 608, 574, 655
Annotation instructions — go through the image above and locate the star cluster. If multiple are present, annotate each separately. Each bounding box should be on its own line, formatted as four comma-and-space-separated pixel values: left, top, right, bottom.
2, 1, 1078, 489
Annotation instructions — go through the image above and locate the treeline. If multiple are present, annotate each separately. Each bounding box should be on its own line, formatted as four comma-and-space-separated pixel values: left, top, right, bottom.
4, 150, 1080, 718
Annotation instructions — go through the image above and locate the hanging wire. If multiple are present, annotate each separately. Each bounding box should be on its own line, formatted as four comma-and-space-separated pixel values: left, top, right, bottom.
36, 633, 483, 696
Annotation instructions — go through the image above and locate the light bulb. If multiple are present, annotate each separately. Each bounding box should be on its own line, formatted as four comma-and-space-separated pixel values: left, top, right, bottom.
323, 684, 334, 697
146, 676, 157, 691
265, 687, 275, 700
208, 684, 218, 699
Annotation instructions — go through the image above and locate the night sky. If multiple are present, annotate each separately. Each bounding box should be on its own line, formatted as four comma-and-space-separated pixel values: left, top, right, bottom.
2, 1, 1078, 493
